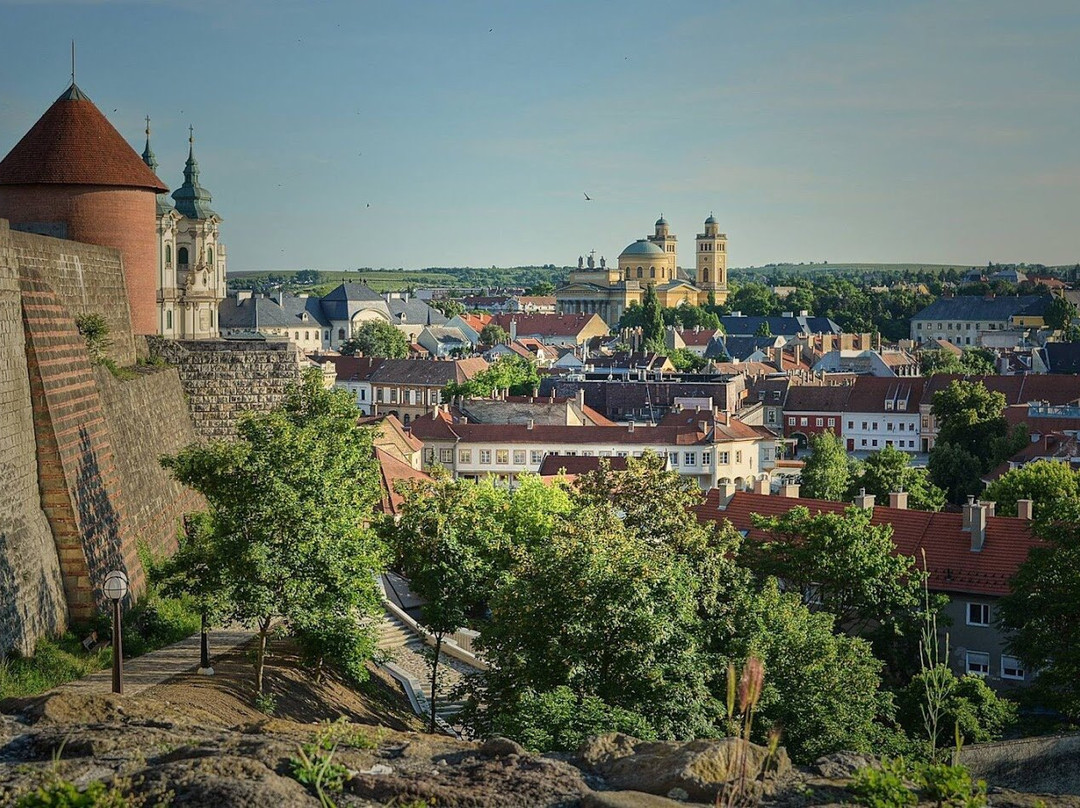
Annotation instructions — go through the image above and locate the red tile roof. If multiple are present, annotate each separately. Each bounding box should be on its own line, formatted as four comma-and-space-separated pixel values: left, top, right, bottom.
375, 448, 430, 515
784, 384, 853, 413
676, 328, 719, 347
846, 377, 926, 414
491, 313, 606, 338
0, 85, 168, 191
693, 490, 1040, 597
311, 355, 382, 382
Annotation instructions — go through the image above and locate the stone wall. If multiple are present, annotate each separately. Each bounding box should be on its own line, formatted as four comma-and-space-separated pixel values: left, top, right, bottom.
149, 337, 304, 440
93, 365, 204, 562
0, 236, 67, 655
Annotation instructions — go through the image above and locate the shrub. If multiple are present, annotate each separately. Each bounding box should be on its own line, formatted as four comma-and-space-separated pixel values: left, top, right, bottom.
916, 762, 988, 807
849, 758, 916, 808
0, 635, 110, 700
15, 778, 132, 807
74, 313, 110, 362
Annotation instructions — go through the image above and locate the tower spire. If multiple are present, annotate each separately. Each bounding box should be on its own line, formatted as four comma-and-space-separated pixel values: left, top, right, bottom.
172, 124, 216, 220
71, 40, 75, 86
141, 115, 157, 171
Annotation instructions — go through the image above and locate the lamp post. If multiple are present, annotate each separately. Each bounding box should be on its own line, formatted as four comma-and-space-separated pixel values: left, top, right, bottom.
103, 570, 128, 695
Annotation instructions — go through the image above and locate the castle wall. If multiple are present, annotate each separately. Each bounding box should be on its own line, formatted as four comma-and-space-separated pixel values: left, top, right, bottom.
0, 233, 68, 655
0, 187, 158, 338
149, 337, 304, 440
5, 223, 136, 365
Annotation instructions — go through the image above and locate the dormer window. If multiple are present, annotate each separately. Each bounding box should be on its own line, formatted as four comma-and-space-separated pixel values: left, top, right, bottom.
885, 400, 894, 411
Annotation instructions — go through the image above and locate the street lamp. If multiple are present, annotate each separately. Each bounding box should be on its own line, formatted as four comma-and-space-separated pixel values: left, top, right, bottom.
103, 570, 128, 695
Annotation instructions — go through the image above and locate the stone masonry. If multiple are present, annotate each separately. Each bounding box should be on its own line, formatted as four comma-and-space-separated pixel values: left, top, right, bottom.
149, 337, 304, 440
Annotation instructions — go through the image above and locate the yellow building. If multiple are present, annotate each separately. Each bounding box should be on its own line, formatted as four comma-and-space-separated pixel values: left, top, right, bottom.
556, 215, 729, 326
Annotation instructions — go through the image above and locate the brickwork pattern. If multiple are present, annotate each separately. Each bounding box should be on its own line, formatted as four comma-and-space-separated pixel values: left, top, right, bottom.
0, 239, 67, 655
4, 222, 136, 365
93, 365, 204, 559
19, 267, 137, 622
149, 337, 304, 440
0, 187, 157, 337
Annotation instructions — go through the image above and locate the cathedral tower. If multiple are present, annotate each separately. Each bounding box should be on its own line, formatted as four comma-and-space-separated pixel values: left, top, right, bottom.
646, 215, 677, 280
696, 214, 729, 303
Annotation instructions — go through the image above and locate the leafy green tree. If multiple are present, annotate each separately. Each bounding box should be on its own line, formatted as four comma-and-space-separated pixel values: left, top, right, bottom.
641, 283, 665, 349
1044, 295, 1077, 330
896, 668, 1016, 745
340, 319, 410, 358
920, 349, 996, 376
850, 445, 945, 512
480, 323, 509, 347
730, 282, 778, 317
294, 269, 322, 286
741, 506, 925, 634
998, 501, 1080, 718
618, 301, 645, 331
429, 297, 466, 318
444, 354, 539, 399
524, 280, 556, 296
725, 579, 897, 763
929, 381, 1026, 504
983, 459, 1080, 518
755, 320, 772, 337
161, 369, 385, 698
799, 431, 854, 500
667, 347, 707, 372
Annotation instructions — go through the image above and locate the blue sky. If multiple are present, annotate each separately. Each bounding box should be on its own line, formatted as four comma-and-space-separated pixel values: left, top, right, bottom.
1, 0, 1078, 271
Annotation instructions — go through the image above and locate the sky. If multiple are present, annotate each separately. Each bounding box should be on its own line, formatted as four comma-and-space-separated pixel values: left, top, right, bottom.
1, 0, 1079, 272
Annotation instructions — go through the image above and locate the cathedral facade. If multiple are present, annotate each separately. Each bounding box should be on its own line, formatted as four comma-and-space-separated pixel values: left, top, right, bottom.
556, 215, 729, 327
143, 123, 226, 339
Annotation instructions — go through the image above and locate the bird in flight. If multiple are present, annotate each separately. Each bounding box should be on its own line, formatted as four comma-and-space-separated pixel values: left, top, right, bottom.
584, 192, 592, 201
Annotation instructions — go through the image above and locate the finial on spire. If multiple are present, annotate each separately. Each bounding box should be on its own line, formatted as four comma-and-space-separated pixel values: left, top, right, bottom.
71, 40, 75, 85
189, 124, 194, 145
145, 115, 151, 138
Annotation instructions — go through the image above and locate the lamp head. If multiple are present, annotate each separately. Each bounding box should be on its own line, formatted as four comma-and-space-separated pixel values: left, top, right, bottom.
103, 570, 129, 602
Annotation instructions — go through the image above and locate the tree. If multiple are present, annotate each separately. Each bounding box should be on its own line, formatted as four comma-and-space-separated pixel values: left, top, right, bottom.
754, 320, 772, 337
920, 349, 996, 377
429, 297, 466, 318
667, 347, 707, 372
896, 668, 1016, 746
444, 354, 539, 399
340, 320, 409, 358
1044, 295, 1077, 330
983, 459, 1080, 518
161, 369, 385, 698
294, 269, 322, 286
525, 280, 555, 296
799, 431, 854, 500
850, 445, 945, 512
640, 283, 664, 349
479, 323, 509, 347
741, 506, 925, 634
998, 500, 1080, 718
929, 381, 1026, 504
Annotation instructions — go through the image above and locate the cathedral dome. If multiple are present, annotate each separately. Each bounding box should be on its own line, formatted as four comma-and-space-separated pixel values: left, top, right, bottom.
655, 215, 668, 227
704, 214, 717, 224
620, 239, 665, 257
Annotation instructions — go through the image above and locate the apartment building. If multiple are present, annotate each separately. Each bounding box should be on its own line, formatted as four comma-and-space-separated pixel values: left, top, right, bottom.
842, 378, 926, 453
367, 358, 488, 424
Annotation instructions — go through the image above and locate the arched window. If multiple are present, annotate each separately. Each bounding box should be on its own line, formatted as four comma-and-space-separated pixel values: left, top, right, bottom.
210, 310, 214, 326
207, 247, 214, 265
324, 330, 329, 340
650, 267, 656, 279
294, 332, 299, 340
637, 267, 643, 278
165, 244, 172, 265
703, 269, 709, 283
166, 310, 173, 329
338, 328, 345, 341
177, 247, 189, 267
403, 414, 411, 425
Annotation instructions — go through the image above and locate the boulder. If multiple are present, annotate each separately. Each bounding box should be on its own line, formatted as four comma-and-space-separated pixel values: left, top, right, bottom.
480, 736, 527, 758
812, 751, 877, 779
582, 790, 689, 807
577, 733, 790, 803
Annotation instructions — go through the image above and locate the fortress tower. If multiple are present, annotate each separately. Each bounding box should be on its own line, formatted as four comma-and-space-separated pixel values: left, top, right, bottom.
0, 84, 169, 335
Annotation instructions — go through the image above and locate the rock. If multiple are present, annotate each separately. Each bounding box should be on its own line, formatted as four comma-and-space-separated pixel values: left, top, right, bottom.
812, 751, 877, 779
480, 736, 527, 758
576, 733, 791, 803
131, 754, 318, 807
666, 786, 689, 800
583, 790, 689, 808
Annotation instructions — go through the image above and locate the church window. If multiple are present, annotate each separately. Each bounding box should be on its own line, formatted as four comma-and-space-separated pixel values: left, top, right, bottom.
294, 332, 299, 340
324, 331, 329, 340
338, 328, 345, 340
208, 248, 214, 265
210, 310, 214, 326
165, 245, 172, 265
703, 269, 709, 282
178, 247, 189, 266
166, 310, 173, 329
650, 267, 656, 278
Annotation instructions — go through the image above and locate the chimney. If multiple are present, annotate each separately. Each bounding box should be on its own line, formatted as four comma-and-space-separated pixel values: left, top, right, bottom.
237, 290, 252, 302
962, 498, 989, 551
984, 501, 996, 517
780, 482, 800, 498
577, 388, 586, 409
275, 290, 285, 306
628, 420, 635, 433
527, 418, 534, 430
510, 319, 518, 341
853, 488, 875, 509
889, 490, 909, 510
753, 478, 770, 495
717, 481, 737, 508
1017, 498, 1034, 520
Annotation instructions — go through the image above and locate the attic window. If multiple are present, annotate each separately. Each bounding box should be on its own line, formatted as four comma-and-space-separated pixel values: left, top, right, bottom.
301, 313, 309, 321
885, 400, 894, 410
897, 399, 907, 411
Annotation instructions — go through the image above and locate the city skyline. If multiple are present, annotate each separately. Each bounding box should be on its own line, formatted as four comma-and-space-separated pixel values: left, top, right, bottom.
1, 0, 1078, 271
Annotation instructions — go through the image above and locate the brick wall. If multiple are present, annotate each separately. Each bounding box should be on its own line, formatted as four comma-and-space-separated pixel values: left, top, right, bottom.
0, 235, 67, 655
0, 187, 158, 336
3, 221, 136, 365
149, 337, 304, 440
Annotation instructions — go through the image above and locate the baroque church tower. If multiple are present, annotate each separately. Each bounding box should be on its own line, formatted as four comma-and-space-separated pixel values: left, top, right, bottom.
695, 214, 729, 304
146, 123, 226, 339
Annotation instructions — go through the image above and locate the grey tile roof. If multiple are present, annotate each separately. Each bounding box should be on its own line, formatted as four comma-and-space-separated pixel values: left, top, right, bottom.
719, 315, 840, 337
911, 294, 1051, 322
321, 282, 392, 322
1041, 342, 1080, 374
388, 298, 448, 326
368, 358, 488, 386
705, 335, 781, 361
219, 293, 331, 329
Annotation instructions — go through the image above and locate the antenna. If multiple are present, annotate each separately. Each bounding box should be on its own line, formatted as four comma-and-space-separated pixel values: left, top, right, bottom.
71, 40, 75, 85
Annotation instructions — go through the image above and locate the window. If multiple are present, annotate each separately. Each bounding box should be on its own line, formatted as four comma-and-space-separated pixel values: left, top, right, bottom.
684, 451, 696, 466
359, 389, 366, 401
423, 448, 435, 464
772, 391, 781, 401
872, 439, 878, 447
166, 310, 173, 329
887, 422, 894, 431
735, 450, 742, 463
1000, 655, 1025, 680
496, 450, 509, 464
815, 417, 823, 427
967, 603, 990, 626
861, 439, 867, 447
848, 421, 854, 429
828, 418, 835, 428
480, 450, 492, 464
178, 246, 189, 266
530, 450, 544, 464
165, 244, 173, 265
513, 450, 526, 464
965, 651, 990, 676
439, 448, 453, 464
872, 422, 878, 430
294, 332, 299, 340
788, 417, 796, 426
207, 247, 214, 265
702, 451, 712, 465
669, 452, 679, 466
862, 421, 868, 430
800, 417, 808, 427
459, 449, 471, 464
767, 410, 776, 423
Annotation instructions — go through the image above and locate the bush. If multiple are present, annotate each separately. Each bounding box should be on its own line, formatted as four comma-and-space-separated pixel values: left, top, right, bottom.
850, 758, 916, 808
16, 778, 132, 807
292, 612, 377, 685
916, 762, 987, 807
896, 668, 1017, 746
0, 635, 110, 700
849, 759, 989, 808
74, 313, 110, 362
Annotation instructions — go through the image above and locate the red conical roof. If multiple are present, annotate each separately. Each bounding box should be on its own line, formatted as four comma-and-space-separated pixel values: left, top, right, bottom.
0, 84, 168, 191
